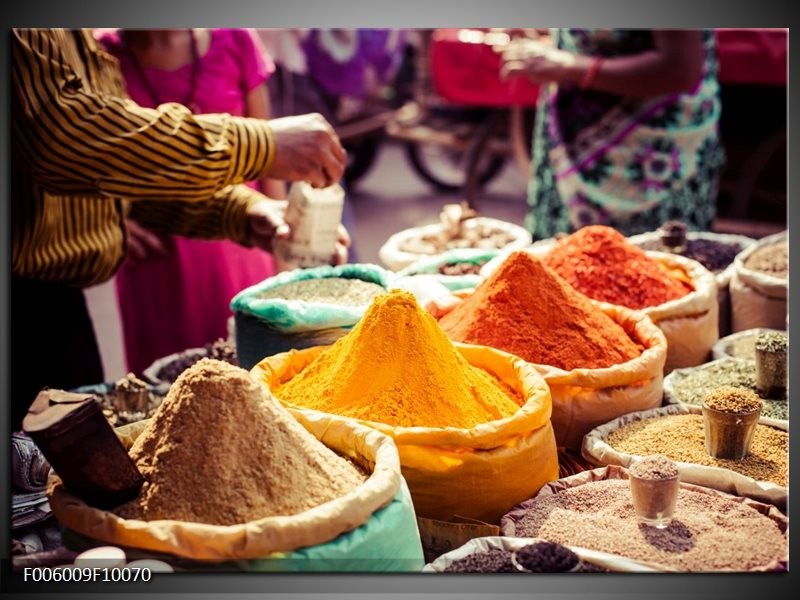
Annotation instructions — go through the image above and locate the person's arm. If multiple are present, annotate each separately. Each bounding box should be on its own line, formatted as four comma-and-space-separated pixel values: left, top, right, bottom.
237, 28, 288, 198
500, 30, 705, 99
12, 29, 343, 198
130, 183, 349, 262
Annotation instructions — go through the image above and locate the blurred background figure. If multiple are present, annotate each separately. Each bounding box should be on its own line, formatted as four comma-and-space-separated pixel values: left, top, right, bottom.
97, 28, 286, 374
260, 28, 412, 259
499, 29, 725, 239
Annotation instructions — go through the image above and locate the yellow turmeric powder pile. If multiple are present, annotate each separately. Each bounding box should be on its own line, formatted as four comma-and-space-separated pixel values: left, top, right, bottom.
274, 290, 522, 428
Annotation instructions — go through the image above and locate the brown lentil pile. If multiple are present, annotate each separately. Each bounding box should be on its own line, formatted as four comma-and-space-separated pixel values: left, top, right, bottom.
115, 358, 367, 525
256, 277, 386, 306
509, 479, 786, 571
606, 414, 787, 486
670, 360, 788, 421
744, 241, 787, 278
704, 387, 762, 414
437, 260, 489, 276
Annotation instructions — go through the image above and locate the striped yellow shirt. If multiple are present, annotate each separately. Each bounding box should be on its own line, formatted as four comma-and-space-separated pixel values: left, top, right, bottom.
12, 28, 276, 287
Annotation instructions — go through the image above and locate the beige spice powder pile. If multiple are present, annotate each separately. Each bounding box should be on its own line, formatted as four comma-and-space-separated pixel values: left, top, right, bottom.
114, 358, 367, 526
511, 479, 786, 571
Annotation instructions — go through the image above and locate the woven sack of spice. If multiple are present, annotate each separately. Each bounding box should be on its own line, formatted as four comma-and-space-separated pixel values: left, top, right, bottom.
511, 242, 719, 373
379, 217, 532, 272
423, 535, 664, 573
662, 357, 789, 424
394, 248, 501, 291
47, 409, 424, 569
230, 263, 390, 370
581, 404, 787, 510
253, 342, 559, 525
729, 231, 787, 333
628, 231, 756, 337
500, 465, 788, 572
530, 302, 667, 450
711, 327, 785, 361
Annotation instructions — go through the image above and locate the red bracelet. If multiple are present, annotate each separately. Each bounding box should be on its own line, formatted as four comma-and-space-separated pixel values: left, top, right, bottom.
580, 56, 603, 89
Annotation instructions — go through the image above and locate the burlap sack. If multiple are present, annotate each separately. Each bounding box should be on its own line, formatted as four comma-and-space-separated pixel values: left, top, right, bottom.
580, 404, 787, 509
662, 357, 788, 427
422, 535, 665, 573
711, 327, 784, 361
494, 244, 719, 373
253, 343, 559, 524
378, 217, 531, 272
628, 231, 756, 337
47, 411, 417, 563
500, 466, 788, 572
730, 231, 788, 333
511, 302, 667, 451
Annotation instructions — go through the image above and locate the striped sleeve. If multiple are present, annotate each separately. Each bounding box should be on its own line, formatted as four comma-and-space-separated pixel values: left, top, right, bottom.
12, 28, 275, 201
128, 184, 264, 245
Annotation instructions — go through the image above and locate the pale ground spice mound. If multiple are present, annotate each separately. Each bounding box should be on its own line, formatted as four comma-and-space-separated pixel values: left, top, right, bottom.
115, 358, 367, 525
606, 414, 787, 486
511, 479, 786, 571
275, 290, 522, 429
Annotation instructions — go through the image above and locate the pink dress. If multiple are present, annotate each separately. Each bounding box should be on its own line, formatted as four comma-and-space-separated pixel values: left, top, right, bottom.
98, 29, 277, 374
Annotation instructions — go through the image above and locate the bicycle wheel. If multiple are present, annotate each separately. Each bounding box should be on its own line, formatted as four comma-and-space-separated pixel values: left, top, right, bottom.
404, 138, 506, 193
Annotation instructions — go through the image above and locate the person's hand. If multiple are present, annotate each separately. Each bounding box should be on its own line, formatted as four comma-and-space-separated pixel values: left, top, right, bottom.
246, 198, 351, 265
267, 113, 347, 188
498, 39, 578, 84
333, 224, 351, 266
124, 219, 171, 265
246, 199, 291, 253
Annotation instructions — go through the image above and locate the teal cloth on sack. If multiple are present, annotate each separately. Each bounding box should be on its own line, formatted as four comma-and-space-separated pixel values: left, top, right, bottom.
230, 264, 390, 333
395, 248, 501, 291
238, 480, 424, 572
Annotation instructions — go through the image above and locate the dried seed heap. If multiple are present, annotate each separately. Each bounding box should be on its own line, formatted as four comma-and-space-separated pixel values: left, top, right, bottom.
444, 548, 517, 573
513, 541, 580, 573
629, 455, 679, 481
510, 479, 786, 571
115, 358, 367, 525
755, 331, 788, 353
256, 277, 386, 306
670, 361, 788, 421
606, 414, 787, 486
744, 241, 787, 278
704, 387, 762, 414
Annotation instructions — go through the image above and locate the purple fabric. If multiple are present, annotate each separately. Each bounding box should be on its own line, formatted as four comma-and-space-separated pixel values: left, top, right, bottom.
303, 29, 405, 98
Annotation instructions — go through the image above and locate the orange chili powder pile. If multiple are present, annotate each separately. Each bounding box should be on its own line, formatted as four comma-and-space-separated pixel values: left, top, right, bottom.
542, 225, 692, 309
438, 251, 642, 371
